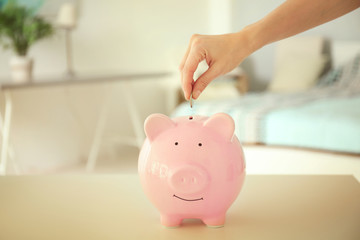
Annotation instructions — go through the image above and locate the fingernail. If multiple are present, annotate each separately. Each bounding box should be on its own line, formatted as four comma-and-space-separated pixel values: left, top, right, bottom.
183, 90, 189, 100
192, 90, 201, 99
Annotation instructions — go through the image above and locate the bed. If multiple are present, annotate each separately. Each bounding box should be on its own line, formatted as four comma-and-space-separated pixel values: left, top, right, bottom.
172, 42, 360, 154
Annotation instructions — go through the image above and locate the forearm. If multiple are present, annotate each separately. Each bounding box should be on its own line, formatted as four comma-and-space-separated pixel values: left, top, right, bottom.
242, 0, 360, 52
179, 0, 360, 100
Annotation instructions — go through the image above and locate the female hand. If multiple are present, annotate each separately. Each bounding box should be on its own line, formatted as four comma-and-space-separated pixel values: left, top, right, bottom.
179, 32, 254, 100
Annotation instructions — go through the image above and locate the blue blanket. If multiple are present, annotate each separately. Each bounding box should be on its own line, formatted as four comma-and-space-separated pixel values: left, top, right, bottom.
172, 87, 360, 154
173, 53, 360, 153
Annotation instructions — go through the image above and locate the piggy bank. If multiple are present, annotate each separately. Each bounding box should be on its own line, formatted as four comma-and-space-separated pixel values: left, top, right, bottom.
138, 113, 246, 228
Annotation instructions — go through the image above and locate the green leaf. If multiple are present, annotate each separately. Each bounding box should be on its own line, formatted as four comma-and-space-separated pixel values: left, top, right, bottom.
0, 0, 54, 55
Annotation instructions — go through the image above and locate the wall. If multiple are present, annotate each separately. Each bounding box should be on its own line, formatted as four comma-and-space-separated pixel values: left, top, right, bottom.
1, 0, 360, 172
232, 0, 360, 91
0, 0, 210, 172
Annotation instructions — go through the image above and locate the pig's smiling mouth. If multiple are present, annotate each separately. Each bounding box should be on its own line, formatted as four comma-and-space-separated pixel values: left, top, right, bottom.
173, 194, 204, 202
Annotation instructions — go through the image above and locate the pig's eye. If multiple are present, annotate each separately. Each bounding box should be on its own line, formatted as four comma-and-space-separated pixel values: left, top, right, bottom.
198, 143, 202, 147
175, 142, 179, 146
189, 116, 193, 120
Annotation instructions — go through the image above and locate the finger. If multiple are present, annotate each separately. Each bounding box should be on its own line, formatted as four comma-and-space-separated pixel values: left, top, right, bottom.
179, 34, 199, 71
179, 43, 191, 72
181, 47, 205, 100
182, 72, 195, 101
179, 43, 192, 99
192, 65, 221, 99
181, 71, 194, 101
180, 37, 195, 99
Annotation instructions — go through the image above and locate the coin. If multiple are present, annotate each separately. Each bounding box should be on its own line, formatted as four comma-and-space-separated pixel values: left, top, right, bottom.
190, 93, 193, 108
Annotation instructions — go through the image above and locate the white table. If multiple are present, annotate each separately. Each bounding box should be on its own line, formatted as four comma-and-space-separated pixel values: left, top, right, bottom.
0, 174, 359, 240
0, 72, 171, 174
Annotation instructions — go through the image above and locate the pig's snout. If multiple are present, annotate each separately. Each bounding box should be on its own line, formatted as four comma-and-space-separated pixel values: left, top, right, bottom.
169, 165, 209, 194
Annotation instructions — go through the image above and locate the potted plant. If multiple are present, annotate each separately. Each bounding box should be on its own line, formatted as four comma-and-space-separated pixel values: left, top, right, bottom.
0, 0, 54, 82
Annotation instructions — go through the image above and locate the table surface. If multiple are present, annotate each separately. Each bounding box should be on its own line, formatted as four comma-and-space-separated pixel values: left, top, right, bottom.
0, 174, 359, 240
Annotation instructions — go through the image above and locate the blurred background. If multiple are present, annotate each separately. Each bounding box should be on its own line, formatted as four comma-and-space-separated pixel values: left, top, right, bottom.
0, 0, 359, 178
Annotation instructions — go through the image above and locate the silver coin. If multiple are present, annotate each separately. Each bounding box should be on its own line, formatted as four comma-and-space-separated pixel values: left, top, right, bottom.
190, 93, 193, 108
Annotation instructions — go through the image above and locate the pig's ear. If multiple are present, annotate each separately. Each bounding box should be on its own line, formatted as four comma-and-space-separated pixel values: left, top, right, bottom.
203, 113, 235, 141
144, 114, 176, 142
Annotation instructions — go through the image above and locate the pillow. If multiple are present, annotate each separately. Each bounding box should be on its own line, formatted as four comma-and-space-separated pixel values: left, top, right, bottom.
268, 54, 328, 93
331, 41, 360, 68
197, 79, 240, 101
317, 52, 360, 88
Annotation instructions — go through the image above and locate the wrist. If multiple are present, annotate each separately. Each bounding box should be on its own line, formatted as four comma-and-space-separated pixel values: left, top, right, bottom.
237, 21, 267, 54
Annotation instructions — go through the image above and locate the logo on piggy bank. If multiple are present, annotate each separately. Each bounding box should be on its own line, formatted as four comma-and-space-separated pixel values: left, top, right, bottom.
138, 113, 246, 228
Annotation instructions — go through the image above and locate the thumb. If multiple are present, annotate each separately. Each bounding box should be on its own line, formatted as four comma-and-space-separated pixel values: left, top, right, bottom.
192, 65, 221, 99
181, 48, 205, 100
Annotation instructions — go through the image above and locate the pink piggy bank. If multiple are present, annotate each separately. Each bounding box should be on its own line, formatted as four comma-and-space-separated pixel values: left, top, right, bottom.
138, 113, 246, 228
